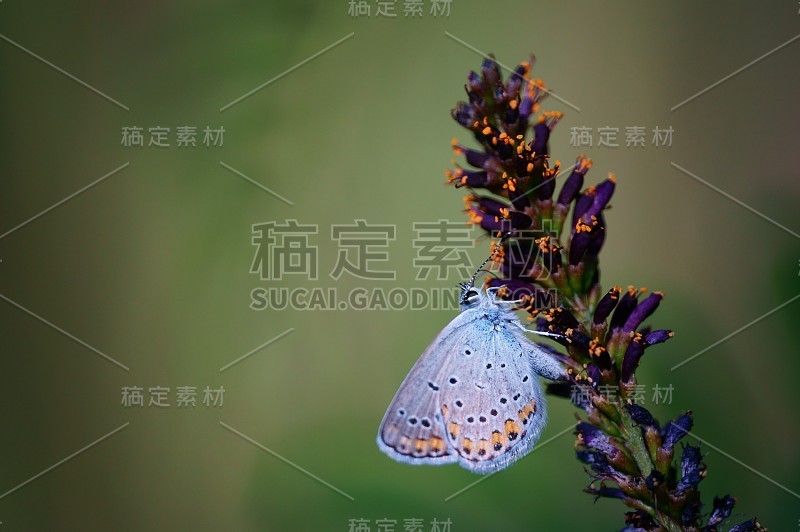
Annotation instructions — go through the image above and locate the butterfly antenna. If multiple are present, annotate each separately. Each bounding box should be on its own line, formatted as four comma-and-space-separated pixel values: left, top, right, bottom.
467, 231, 512, 288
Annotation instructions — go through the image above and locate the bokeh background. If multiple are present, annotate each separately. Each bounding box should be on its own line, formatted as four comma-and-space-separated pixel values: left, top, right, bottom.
1, 1, 798, 530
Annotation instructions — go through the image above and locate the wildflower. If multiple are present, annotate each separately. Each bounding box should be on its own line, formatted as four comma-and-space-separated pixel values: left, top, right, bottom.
444, 54, 765, 530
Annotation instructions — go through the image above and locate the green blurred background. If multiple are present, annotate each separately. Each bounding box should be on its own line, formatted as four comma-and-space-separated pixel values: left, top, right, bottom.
1, 1, 798, 530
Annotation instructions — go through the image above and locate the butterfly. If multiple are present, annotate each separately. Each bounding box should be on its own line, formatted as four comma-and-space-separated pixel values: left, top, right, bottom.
377, 274, 566, 474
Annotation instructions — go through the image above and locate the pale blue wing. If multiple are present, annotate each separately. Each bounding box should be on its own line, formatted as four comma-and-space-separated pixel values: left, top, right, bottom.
438, 318, 548, 474
376, 314, 478, 466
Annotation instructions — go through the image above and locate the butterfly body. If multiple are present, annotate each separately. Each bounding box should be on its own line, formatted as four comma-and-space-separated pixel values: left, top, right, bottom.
377, 286, 565, 474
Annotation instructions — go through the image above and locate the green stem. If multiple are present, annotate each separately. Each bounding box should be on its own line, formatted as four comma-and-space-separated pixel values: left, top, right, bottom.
619, 408, 684, 531
619, 407, 654, 476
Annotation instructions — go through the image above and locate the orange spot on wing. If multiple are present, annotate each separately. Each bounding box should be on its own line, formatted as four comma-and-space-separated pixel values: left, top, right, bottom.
430, 437, 445, 454
477, 439, 490, 457
505, 419, 522, 440
491, 430, 505, 451
448, 422, 459, 440
398, 436, 411, 453
461, 438, 473, 455
518, 399, 537, 421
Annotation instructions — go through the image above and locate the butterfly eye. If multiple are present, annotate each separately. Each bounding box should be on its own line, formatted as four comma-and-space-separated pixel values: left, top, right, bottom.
461, 288, 478, 306
459, 284, 479, 306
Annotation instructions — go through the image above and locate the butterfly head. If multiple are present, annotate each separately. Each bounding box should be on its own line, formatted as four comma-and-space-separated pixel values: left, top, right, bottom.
458, 282, 480, 309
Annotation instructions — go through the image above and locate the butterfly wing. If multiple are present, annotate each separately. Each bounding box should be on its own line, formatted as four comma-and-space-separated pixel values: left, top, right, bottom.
439, 323, 548, 474
376, 316, 476, 466
521, 334, 568, 381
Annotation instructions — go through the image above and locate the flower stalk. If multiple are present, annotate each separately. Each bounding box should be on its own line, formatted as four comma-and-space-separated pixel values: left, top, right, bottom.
444, 54, 765, 532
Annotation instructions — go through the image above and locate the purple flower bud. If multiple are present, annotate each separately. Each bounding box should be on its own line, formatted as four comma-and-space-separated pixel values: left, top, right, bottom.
493, 84, 506, 103
459, 170, 490, 188
576, 422, 617, 456
476, 213, 520, 234
644, 329, 673, 346
507, 210, 534, 229
621, 337, 645, 382
536, 174, 557, 201
463, 148, 488, 168
609, 288, 639, 332
579, 449, 630, 484
466, 88, 483, 107
541, 243, 562, 273
467, 70, 482, 92
481, 56, 501, 85
623, 292, 663, 333
572, 191, 594, 226
593, 486, 626, 500
707, 495, 737, 527
585, 363, 602, 387
556, 167, 585, 207
472, 195, 508, 215
585, 177, 616, 220
593, 286, 621, 325
625, 404, 659, 429
675, 445, 705, 495
729, 518, 763, 532
451, 102, 476, 128
505, 63, 527, 95
661, 412, 693, 451
545, 307, 582, 331
531, 121, 550, 156
569, 229, 591, 266
585, 213, 606, 258
518, 96, 534, 118
577, 449, 606, 466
